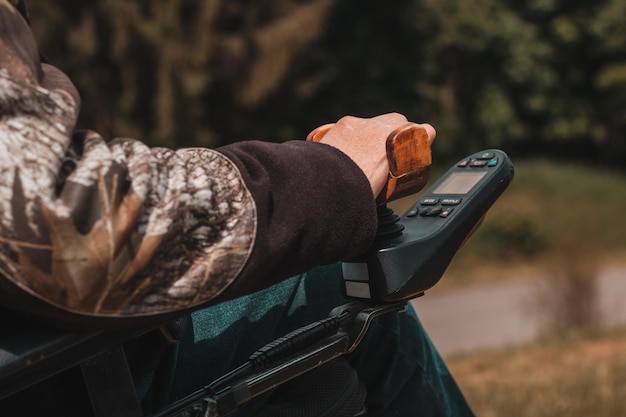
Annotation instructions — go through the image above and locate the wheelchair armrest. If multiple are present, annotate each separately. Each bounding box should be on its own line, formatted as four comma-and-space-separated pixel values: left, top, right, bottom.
0, 308, 151, 400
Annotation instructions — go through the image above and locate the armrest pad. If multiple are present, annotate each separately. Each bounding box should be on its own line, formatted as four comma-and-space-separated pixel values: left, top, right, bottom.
0, 309, 151, 400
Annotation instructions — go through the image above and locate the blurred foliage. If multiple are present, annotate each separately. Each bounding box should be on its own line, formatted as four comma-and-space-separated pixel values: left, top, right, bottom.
472, 215, 547, 260
533, 245, 602, 334
27, 0, 626, 165
29, 0, 335, 147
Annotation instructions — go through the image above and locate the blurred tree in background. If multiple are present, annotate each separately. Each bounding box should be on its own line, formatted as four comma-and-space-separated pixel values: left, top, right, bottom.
29, 0, 335, 147
27, 0, 626, 165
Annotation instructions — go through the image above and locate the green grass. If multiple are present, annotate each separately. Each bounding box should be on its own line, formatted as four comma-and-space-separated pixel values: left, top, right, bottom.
502, 159, 626, 249
389, 158, 626, 288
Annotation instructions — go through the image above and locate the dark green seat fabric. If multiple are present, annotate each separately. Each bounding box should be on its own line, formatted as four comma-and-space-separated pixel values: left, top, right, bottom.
161, 263, 474, 417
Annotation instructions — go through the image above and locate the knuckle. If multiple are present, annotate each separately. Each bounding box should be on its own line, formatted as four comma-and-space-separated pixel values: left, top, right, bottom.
335, 115, 358, 127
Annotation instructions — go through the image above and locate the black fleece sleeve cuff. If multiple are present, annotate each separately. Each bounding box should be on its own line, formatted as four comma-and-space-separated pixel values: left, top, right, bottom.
215, 140, 378, 299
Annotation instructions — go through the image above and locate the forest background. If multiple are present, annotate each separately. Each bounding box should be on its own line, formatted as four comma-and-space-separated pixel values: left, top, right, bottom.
26, 0, 626, 167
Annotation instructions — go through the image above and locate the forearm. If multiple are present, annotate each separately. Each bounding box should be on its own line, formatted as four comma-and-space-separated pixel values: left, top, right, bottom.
0, 4, 377, 325
216, 140, 378, 300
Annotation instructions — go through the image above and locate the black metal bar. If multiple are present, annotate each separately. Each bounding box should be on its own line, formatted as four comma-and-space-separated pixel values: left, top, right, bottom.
81, 346, 143, 417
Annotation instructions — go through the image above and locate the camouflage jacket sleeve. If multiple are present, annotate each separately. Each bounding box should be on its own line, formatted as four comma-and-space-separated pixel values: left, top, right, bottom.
0, 3, 378, 323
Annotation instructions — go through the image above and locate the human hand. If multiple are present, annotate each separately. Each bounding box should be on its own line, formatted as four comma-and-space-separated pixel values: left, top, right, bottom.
307, 113, 436, 200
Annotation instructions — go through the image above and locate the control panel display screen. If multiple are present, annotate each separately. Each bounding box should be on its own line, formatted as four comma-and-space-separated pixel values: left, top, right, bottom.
432, 171, 487, 195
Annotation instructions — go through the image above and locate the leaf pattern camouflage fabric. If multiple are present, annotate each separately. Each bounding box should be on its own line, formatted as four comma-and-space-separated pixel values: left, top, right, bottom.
0, 1, 256, 317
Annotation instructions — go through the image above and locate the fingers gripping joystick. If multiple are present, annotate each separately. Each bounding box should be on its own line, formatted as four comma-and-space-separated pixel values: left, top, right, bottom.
308, 121, 512, 305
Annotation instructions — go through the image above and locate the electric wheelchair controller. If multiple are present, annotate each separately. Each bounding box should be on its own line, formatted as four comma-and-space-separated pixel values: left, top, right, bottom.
342, 149, 514, 302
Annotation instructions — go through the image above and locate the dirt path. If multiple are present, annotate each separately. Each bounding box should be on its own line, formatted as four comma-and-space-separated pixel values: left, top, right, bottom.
411, 266, 626, 357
